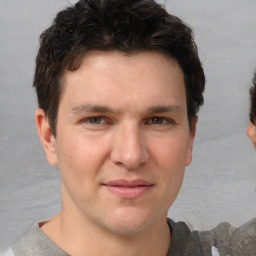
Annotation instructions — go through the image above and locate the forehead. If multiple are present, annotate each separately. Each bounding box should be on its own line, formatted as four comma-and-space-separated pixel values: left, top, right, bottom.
60, 50, 186, 112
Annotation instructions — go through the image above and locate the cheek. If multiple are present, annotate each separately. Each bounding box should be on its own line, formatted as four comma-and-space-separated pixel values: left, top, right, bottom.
55, 134, 110, 179
55, 135, 103, 201
152, 135, 190, 167
150, 135, 188, 194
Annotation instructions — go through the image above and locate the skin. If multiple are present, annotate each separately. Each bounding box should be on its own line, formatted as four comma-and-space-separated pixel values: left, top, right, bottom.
36, 51, 197, 256
246, 123, 256, 146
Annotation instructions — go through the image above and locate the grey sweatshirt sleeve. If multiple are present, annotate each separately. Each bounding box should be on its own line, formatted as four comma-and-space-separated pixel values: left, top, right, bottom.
168, 217, 256, 256
197, 217, 256, 256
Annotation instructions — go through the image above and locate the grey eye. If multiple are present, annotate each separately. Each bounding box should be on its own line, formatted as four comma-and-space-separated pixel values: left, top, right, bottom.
151, 117, 164, 124
89, 117, 102, 124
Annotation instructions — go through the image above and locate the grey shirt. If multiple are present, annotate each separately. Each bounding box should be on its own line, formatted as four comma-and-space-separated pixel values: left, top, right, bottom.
10, 218, 256, 256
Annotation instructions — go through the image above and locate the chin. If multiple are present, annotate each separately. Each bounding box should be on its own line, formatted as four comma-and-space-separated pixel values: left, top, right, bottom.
106, 207, 157, 235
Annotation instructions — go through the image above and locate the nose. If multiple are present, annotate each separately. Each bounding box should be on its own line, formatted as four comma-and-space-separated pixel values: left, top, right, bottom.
110, 124, 149, 170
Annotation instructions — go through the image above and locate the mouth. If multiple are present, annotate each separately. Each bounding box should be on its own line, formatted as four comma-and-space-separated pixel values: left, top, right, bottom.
102, 179, 153, 199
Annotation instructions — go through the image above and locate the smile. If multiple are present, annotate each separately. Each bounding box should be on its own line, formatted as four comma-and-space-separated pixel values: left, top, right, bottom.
103, 179, 153, 199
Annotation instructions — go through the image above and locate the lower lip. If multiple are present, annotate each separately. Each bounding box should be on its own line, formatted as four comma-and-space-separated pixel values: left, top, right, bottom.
104, 185, 153, 199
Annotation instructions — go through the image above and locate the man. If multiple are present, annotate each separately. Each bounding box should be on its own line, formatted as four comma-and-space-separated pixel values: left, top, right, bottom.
3, 0, 256, 255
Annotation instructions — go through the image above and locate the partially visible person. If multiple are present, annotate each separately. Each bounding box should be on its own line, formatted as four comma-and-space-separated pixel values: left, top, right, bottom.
247, 72, 256, 146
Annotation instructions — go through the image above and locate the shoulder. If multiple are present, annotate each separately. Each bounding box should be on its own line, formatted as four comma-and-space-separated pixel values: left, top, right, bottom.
11, 222, 69, 256
168, 218, 256, 256
231, 217, 256, 255
198, 218, 256, 256
167, 218, 209, 255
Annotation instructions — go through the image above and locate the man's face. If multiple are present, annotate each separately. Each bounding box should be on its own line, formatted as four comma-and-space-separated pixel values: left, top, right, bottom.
39, 51, 196, 235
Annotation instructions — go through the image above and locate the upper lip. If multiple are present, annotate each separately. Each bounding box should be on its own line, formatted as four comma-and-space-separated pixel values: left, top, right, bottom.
103, 179, 153, 187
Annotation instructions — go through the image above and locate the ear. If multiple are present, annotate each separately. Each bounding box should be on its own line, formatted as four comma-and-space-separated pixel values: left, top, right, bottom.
246, 123, 256, 147
185, 116, 198, 166
35, 109, 58, 166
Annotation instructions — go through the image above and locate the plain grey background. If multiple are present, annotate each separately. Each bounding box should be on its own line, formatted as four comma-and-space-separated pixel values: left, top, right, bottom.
1, 0, 256, 250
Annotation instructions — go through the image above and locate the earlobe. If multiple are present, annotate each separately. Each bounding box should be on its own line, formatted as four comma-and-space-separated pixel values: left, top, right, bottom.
35, 109, 58, 166
185, 117, 198, 166
246, 123, 256, 147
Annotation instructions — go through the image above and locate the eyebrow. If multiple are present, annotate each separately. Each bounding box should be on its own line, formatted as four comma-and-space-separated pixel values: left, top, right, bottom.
71, 104, 115, 114
146, 105, 183, 114
71, 104, 183, 115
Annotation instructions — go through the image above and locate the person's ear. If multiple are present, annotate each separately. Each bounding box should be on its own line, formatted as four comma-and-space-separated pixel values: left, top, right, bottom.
185, 116, 198, 166
246, 123, 256, 147
35, 109, 58, 166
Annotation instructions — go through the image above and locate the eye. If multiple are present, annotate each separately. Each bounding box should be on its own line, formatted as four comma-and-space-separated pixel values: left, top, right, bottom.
88, 116, 104, 124
151, 117, 165, 124
144, 116, 175, 127
81, 116, 108, 126
79, 115, 113, 130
